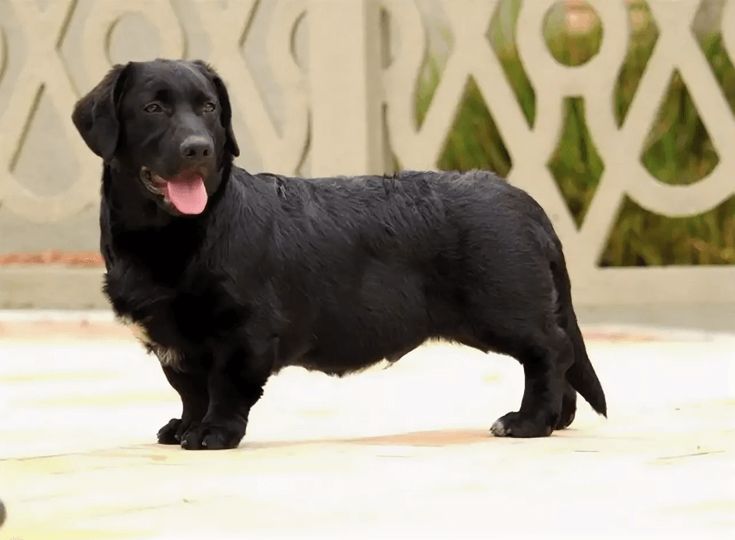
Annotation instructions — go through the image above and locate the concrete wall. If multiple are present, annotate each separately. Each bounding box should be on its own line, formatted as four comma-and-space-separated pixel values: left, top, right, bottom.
0, 0, 733, 308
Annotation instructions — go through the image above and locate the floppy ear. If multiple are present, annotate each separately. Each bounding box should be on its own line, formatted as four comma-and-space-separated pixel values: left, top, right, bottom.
72, 63, 132, 161
193, 61, 240, 157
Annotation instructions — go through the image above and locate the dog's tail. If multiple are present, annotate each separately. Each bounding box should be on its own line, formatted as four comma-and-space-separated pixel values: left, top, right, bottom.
550, 250, 607, 417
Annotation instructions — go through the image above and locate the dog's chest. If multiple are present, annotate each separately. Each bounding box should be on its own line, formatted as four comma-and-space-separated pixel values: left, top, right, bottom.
105, 260, 244, 368
104, 268, 193, 369
118, 315, 183, 369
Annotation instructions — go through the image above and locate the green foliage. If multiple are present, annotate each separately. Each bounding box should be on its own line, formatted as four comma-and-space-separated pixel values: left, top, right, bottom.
434, 77, 512, 177
547, 97, 604, 229
414, 1, 735, 266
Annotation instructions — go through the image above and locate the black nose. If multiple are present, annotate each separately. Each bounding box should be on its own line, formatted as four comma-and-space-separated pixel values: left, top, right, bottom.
180, 136, 213, 160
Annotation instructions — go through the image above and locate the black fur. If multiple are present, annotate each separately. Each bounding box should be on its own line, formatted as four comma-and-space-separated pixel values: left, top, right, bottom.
72, 59, 606, 450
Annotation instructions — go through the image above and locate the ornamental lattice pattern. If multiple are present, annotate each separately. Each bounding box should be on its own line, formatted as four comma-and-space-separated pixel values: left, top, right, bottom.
0, 0, 732, 307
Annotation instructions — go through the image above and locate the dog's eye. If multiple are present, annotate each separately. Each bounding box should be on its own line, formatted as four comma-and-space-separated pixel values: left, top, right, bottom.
203, 102, 216, 113
143, 103, 163, 113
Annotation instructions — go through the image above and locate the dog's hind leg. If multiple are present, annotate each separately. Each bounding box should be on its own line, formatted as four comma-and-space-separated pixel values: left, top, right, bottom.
555, 381, 577, 430
488, 326, 573, 438
157, 363, 209, 444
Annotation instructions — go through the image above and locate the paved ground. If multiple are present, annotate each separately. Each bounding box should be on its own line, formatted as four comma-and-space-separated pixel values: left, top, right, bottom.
0, 312, 733, 539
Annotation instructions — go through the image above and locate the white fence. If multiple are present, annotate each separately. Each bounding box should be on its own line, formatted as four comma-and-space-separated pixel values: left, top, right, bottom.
0, 0, 733, 308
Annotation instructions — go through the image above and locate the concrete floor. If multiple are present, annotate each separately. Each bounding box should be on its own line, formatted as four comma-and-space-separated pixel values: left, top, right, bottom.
0, 313, 733, 539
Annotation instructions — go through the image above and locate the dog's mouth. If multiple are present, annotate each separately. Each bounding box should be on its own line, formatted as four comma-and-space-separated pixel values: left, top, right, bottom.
140, 167, 208, 215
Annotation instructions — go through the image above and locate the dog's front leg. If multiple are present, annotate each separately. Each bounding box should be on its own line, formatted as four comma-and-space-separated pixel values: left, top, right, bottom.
179, 346, 271, 450
157, 364, 209, 445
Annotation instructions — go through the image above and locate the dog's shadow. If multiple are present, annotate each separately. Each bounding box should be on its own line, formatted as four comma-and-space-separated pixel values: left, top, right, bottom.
245, 428, 493, 450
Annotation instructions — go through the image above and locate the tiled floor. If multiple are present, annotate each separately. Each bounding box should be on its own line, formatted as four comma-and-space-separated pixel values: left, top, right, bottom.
0, 315, 733, 539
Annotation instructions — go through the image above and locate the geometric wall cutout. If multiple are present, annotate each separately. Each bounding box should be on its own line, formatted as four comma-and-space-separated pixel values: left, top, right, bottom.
547, 97, 604, 228
601, 195, 735, 267
437, 77, 512, 176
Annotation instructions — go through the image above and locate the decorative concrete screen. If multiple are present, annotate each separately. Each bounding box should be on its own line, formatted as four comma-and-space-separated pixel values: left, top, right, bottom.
0, 0, 733, 308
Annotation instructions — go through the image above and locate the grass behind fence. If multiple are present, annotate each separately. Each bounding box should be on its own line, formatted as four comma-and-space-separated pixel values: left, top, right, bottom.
413, 1, 735, 266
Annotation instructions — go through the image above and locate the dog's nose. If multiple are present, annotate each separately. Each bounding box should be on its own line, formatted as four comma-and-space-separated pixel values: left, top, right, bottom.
180, 136, 213, 160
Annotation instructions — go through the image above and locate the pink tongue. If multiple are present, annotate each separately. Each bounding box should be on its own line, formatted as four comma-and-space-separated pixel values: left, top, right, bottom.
165, 174, 207, 215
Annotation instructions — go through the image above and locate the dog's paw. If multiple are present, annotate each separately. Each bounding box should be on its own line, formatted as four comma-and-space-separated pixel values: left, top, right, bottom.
490, 418, 509, 437
157, 418, 184, 444
490, 412, 553, 438
180, 421, 245, 450
157, 417, 203, 445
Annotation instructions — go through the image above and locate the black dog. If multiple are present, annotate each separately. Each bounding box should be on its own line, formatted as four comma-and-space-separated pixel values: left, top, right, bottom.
72, 59, 606, 450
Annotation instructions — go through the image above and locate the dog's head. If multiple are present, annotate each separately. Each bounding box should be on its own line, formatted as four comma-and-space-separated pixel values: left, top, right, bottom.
72, 59, 239, 216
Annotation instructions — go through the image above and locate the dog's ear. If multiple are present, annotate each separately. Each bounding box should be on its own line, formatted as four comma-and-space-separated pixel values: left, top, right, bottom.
72, 63, 132, 161
192, 61, 240, 157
